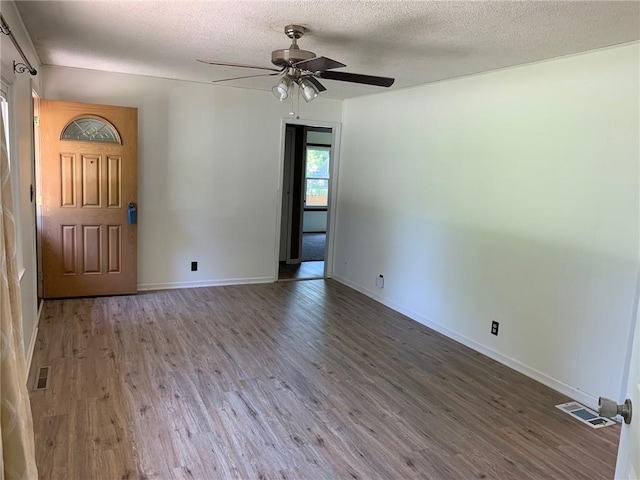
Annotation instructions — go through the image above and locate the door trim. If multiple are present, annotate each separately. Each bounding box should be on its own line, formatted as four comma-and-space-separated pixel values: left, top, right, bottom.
273, 118, 342, 281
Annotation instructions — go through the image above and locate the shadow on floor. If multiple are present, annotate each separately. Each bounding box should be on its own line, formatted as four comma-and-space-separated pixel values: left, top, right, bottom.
278, 261, 324, 281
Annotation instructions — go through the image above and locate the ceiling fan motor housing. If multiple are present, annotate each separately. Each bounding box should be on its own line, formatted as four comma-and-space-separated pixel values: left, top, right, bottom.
271, 24, 316, 67
271, 48, 316, 67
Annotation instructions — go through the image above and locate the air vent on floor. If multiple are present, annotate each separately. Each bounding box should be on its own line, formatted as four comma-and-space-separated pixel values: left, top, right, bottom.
556, 401, 615, 429
34, 366, 51, 390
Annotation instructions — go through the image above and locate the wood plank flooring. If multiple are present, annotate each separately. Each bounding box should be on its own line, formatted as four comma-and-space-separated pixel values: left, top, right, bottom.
278, 261, 324, 281
29, 280, 620, 479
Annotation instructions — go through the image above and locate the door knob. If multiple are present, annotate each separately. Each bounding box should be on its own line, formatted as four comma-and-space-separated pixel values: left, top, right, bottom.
598, 397, 632, 424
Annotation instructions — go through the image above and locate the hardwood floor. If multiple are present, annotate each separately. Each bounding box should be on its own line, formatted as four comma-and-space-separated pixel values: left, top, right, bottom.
278, 261, 324, 280
29, 280, 620, 479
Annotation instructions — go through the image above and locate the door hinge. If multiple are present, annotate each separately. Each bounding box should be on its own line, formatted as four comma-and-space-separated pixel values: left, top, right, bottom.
30, 184, 34, 203
33, 115, 39, 127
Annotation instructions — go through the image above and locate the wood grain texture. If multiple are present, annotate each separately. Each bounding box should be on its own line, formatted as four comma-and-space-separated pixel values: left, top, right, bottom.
278, 261, 325, 281
29, 280, 620, 479
40, 99, 137, 298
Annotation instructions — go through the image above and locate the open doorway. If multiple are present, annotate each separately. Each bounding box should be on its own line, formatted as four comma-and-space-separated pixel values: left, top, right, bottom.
277, 122, 337, 281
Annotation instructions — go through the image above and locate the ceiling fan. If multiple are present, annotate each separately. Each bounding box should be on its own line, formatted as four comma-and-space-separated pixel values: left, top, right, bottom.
198, 25, 395, 102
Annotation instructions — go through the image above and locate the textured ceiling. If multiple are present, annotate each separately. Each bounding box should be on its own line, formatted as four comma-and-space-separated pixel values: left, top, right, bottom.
14, 0, 640, 100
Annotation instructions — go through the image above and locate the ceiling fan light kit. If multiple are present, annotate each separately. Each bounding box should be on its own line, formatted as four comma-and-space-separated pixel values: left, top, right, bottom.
198, 24, 395, 103
297, 77, 319, 103
272, 76, 293, 101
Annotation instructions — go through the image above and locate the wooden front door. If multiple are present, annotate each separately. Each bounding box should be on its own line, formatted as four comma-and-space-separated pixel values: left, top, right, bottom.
41, 100, 137, 298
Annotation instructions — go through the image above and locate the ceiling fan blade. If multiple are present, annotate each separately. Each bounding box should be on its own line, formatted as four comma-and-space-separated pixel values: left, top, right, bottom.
294, 56, 345, 72
304, 75, 327, 92
211, 72, 282, 83
318, 70, 395, 87
197, 59, 281, 72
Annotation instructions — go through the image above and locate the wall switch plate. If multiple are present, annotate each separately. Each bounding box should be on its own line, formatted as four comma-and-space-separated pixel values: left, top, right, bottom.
491, 321, 499, 336
191, 261, 198, 272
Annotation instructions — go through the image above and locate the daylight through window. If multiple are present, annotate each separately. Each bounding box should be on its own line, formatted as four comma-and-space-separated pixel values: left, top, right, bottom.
305, 146, 330, 207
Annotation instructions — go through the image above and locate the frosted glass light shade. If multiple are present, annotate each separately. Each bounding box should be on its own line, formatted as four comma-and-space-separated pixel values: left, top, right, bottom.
272, 76, 292, 101
298, 78, 318, 103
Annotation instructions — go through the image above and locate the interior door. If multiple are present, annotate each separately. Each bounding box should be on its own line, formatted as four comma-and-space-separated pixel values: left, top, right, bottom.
40, 100, 137, 298
615, 294, 639, 479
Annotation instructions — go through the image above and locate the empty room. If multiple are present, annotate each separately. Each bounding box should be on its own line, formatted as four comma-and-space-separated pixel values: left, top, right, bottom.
1, 1, 638, 478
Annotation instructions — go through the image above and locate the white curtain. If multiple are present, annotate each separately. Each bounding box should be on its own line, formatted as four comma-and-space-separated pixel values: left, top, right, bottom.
0, 110, 37, 478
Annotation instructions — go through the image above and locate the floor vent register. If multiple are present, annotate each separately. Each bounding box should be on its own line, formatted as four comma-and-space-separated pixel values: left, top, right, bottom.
556, 402, 616, 429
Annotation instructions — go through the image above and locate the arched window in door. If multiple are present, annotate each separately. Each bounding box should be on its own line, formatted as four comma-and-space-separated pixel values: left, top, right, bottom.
61, 115, 121, 144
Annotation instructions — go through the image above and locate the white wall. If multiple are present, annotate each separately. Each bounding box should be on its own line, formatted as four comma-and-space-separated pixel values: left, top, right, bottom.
334, 43, 640, 406
43, 66, 342, 289
1, 1, 41, 366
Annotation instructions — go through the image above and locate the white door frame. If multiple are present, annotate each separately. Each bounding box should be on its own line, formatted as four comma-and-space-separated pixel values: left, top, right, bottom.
273, 117, 342, 281
32, 87, 43, 301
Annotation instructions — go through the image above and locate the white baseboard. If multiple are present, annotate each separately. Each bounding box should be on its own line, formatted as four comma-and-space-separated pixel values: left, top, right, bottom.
137, 276, 274, 292
26, 299, 44, 377
332, 274, 599, 410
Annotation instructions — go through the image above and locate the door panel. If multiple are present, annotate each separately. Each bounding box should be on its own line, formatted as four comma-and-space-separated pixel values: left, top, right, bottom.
82, 225, 101, 273
60, 154, 75, 206
61, 225, 76, 274
107, 225, 121, 273
81, 154, 101, 206
107, 156, 121, 207
41, 100, 137, 298
615, 294, 639, 479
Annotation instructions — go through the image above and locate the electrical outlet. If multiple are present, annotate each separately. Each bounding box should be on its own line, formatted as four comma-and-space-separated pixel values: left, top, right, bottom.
491, 321, 499, 336
191, 261, 198, 272
376, 274, 384, 288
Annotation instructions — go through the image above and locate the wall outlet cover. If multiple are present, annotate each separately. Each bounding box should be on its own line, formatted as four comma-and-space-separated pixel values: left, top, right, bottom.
491, 321, 499, 336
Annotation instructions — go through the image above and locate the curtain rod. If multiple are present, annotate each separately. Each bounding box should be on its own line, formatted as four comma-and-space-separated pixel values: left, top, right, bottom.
0, 13, 37, 76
